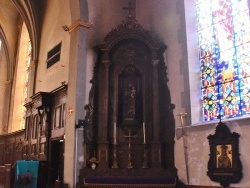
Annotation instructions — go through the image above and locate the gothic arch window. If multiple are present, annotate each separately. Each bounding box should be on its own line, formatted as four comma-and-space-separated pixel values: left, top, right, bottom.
197, 0, 250, 122
11, 23, 31, 131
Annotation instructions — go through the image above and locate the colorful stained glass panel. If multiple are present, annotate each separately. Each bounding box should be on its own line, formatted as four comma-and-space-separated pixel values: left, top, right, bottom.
197, 0, 250, 121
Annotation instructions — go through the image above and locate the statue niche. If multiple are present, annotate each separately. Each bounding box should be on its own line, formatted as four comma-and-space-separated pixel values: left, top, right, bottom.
80, 15, 177, 186
118, 65, 143, 126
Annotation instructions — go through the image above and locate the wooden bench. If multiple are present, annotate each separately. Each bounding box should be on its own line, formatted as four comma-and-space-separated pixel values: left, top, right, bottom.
0, 164, 11, 188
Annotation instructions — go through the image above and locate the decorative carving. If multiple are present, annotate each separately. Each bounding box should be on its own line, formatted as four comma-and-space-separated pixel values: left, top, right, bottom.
125, 44, 136, 64
207, 121, 242, 187
102, 59, 111, 67
101, 16, 160, 51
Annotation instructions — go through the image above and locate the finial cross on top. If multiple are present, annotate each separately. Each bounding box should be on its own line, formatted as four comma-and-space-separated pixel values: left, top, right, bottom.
123, 1, 136, 17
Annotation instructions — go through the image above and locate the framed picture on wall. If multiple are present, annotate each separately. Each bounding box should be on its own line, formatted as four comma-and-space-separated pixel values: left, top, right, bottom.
216, 144, 232, 169
207, 121, 242, 187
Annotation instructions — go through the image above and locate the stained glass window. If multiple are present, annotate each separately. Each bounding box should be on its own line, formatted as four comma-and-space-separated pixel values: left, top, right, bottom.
197, 0, 250, 121
21, 40, 31, 128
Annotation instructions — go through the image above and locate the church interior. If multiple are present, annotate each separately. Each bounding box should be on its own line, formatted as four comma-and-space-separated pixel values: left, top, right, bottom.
0, 0, 250, 187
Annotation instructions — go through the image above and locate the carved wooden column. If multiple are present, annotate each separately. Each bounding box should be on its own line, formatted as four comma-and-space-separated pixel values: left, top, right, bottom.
99, 56, 110, 141
152, 58, 160, 141
65, 20, 92, 186
97, 54, 110, 168
151, 57, 161, 168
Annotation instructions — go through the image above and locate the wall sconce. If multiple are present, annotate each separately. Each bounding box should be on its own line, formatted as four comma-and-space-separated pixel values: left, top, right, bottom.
62, 25, 69, 31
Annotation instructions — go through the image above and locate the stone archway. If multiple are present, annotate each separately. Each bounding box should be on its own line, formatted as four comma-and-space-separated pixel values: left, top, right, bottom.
0, 29, 10, 134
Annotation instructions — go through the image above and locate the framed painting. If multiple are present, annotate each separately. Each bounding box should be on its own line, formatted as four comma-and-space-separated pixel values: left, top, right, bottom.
207, 121, 242, 187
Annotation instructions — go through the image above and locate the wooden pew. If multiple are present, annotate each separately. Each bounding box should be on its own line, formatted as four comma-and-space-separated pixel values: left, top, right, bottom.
0, 164, 11, 188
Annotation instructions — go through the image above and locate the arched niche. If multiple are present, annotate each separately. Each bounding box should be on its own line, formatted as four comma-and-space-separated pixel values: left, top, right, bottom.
82, 15, 176, 178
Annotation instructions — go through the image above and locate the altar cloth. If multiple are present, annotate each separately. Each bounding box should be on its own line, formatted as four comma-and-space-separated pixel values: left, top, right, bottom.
16, 160, 39, 188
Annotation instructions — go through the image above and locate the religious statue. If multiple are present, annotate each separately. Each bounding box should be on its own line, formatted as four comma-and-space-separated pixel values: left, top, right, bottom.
125, 84, 136, 119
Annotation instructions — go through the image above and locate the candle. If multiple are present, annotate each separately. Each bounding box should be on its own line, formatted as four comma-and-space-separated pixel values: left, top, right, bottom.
114, 122, 117, 144
143, 122, 146, 144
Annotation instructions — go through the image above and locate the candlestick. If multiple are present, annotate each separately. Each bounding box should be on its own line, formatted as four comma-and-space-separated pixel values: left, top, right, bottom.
143, 122, 146, 144
114, 122, 117, 144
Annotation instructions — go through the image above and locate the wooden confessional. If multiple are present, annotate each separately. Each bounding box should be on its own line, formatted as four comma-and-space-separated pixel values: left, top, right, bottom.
79, 14, 177, 188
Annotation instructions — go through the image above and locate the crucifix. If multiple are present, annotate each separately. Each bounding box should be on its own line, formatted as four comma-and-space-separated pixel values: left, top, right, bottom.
124, 128, 136, 169
123, 1, 136, 18
176, 112, 189, 185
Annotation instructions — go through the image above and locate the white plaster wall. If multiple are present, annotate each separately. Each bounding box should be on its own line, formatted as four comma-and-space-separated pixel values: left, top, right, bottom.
137, 0, 188, 124
137, 0, 189, 184
36, 0, 71, 93
85, 0, 128, 106
186, 121, 250, 187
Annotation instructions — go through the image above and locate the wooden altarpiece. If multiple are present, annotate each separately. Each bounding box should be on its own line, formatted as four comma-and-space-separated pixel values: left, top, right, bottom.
79, 15, 177, 187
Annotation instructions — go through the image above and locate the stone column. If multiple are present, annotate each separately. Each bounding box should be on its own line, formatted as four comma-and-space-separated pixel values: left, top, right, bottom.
64, 24, 89, 186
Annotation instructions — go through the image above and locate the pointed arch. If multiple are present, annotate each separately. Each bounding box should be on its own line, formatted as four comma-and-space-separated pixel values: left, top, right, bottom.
10, 22, 31, 132
12, 0, 42, 97
0, 26, 12, 81
0, 26, 13, 134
